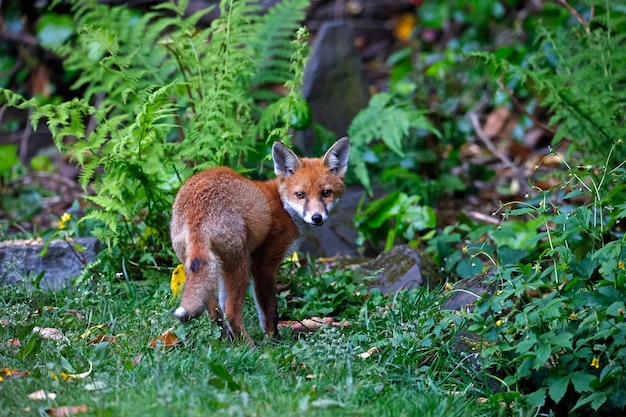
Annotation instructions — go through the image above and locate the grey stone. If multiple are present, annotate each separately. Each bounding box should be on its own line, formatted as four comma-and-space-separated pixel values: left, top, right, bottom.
297, 21, 370, 154
0, 237, 99, 290
358, 245, 441, 295
442, 269, 497, 312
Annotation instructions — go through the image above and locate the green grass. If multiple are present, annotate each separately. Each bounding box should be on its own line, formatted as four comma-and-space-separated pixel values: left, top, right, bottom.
0, 272, 514, 416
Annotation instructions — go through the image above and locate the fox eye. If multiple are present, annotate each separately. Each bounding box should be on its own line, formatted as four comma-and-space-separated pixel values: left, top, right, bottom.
322, 189, 332, 197
295, 191, 306, 199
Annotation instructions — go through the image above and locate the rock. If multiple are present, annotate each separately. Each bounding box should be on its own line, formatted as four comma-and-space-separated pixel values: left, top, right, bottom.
358, 245, 441, 295
0, 237, 99, 290
296, 21, 370, 154
442, 269, 497, 312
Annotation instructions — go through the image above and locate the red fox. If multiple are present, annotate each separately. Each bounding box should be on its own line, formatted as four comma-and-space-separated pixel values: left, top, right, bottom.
170, 138, 350, 343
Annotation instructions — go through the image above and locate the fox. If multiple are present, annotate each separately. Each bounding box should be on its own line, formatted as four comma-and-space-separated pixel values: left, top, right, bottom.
170, 137, 350, 343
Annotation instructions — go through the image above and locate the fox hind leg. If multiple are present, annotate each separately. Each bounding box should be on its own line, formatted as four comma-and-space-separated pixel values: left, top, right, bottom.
221, 259, 254, 345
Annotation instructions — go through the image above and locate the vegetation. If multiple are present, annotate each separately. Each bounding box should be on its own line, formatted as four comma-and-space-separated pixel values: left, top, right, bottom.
1, 0, 626, 415
0, 269, 492, 417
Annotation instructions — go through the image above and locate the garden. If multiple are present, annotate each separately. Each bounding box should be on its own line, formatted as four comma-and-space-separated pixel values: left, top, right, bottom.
1, 0, 625, 415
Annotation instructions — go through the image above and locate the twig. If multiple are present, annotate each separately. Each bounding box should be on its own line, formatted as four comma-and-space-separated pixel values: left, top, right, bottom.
467, 110, 530, 195
496, 77, 556, 135
555, 0, 591, 33
467, 211, 501, 225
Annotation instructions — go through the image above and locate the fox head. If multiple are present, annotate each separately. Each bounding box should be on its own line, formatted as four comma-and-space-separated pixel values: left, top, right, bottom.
273, 137, 350, 228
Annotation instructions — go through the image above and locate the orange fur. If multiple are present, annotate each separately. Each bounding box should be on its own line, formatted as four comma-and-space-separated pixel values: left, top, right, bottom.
170, 138, 350, 343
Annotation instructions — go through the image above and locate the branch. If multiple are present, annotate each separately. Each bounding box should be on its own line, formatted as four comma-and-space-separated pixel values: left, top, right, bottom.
467, 108, 530, 195
555, 0, 591, 33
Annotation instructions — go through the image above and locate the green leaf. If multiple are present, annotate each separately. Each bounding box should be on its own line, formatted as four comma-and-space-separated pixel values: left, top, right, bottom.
525, 388, 546, 408
548, 376, 570, 404
209, 362, 240, 391
569, 371, 596, 393
36, 13, 74, 47
0, 144, 19, 173
18, 332, 41, 361
572, 391, 607, 412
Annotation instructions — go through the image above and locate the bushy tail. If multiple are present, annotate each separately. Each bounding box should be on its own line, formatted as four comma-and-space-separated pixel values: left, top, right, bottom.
173, 246, 221, 322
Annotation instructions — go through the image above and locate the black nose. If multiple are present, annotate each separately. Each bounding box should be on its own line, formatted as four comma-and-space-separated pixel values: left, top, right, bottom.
311, 214, 323, 224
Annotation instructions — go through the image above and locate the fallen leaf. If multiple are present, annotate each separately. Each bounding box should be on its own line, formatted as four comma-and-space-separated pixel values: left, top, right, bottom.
0, 368, 30, 379
33, 327, 65, 341
46, 405, 89, 416
50, 362, 93, 381
278, 317, 350, 333
28, 390, 57, 401
65, 310, 85, 320
80, 324, 110, 339
148, 329, 179, 348
65, 362, 93, 380
170, 264, 186, 297
358, 346, 380, 359
483, 107, 513, 137
131, 353, 143, 367
86, 334, 118, 345
8, 338, 21, 347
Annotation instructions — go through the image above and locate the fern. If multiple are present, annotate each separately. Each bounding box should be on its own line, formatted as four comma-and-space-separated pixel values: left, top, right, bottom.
471, 0, 626, 161
348, 93, 441, 193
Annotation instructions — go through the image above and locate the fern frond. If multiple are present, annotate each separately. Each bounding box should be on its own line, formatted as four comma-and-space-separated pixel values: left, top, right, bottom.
348, 93, 441, 193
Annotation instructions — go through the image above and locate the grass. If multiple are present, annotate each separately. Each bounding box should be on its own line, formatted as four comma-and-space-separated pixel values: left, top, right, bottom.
0, 268, 517, 416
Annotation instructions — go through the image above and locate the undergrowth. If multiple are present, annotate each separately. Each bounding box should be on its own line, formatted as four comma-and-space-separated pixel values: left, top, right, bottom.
0, 272, 498, 417
0, 0, 311, 277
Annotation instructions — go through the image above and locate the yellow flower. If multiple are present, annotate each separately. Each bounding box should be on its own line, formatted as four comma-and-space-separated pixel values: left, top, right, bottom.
591, 357, 600, 369
58, 212, 71, 229
618, 308, 624, 316
444, 282, 452, 291
495, 319, 503, 327
462, 245, 468, 254
569, 313, 577, 320
619, 260, 625, 270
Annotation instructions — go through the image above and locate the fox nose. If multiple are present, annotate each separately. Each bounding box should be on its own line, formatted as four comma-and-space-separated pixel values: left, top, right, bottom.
311, 214, 323, 225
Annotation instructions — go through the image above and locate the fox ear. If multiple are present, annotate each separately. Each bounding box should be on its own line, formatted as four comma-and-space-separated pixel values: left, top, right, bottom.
323, 137, 350, 177
272, 142, 302, 177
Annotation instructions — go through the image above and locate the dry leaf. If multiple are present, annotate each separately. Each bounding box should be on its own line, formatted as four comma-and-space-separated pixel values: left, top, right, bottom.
279, 317, 350, 333
33, 327, 66, 341
358, 346, 380, 359
50, 362, 93, 381
148, 329, 179, 348
28, 390, 57, 401
46, 405, 89, 416
86, 334, 118, 345
80, 324, 110, 339
131, 353, 143, 367
1, 368, 30, 379
7, 338, 21, 347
